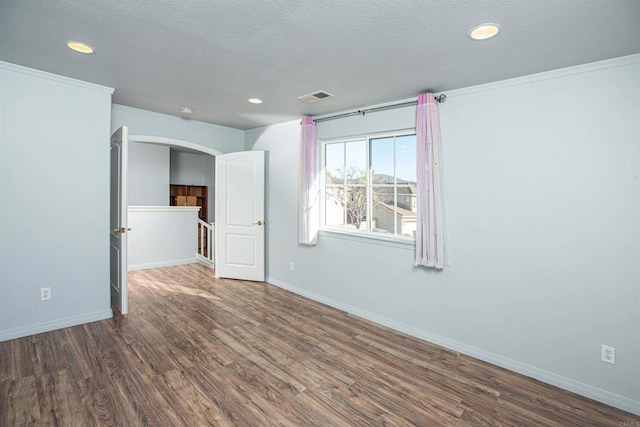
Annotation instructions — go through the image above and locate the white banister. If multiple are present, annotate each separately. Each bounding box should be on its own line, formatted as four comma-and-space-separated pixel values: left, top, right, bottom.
197, 219, 215, 268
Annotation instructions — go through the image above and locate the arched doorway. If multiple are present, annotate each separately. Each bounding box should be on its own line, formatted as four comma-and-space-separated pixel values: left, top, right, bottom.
129, 135, 222, 157
112, 133, 221, 314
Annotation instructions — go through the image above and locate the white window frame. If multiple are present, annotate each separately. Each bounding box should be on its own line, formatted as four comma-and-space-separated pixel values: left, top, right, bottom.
319, 129, 416, 247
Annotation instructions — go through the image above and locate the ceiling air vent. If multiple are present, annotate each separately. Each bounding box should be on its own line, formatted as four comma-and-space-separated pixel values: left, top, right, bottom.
297, 90, 334, 104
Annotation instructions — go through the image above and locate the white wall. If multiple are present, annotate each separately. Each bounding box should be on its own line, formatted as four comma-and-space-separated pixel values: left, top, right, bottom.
0, 62, 114, 341
111, 104, 244, 154
170, 150, 207, 185
128, 142, 170, 206
127, 207, 199, 270
245, 55, 640, 414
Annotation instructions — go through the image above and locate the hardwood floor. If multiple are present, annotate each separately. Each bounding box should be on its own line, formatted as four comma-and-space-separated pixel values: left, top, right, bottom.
1, 264, 638, 426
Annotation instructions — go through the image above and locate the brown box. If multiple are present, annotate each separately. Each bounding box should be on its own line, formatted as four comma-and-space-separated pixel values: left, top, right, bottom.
176, 195, 198, 206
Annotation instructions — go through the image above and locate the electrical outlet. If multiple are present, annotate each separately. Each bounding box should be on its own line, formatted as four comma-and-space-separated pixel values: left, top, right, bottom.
601, 345, 615, 364
40, 287, 51, 301
289, 262, 294, 272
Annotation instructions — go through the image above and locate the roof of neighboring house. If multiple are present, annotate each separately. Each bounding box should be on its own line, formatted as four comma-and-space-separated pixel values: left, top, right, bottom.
374, 201, 417, 218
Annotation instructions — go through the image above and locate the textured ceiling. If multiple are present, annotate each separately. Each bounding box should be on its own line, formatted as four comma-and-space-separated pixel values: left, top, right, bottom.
1, 1, 639, 130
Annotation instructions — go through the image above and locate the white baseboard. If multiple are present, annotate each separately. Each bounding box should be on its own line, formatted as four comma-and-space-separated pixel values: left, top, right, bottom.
0, 309, 113, 342
267, 276, 640, 416
128, 258, 196, 271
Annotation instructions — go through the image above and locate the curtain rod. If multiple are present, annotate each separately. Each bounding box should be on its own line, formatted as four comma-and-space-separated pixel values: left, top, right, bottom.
311, 93, 446, 124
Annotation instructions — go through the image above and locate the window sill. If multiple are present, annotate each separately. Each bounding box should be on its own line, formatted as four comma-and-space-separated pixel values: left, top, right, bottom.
319, 228, 415, 251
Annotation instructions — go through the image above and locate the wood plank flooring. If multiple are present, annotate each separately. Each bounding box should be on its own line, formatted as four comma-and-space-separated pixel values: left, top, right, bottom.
1, 263, 638, 426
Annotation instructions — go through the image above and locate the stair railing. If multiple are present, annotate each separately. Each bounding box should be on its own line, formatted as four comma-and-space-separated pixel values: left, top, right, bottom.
197, 219, 214, 267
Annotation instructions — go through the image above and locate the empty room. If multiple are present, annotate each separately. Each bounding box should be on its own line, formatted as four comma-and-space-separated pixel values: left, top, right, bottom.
1, 1, 639, 425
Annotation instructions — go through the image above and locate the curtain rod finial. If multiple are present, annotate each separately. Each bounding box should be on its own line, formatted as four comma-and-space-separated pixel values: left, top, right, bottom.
435, 94, 447, 103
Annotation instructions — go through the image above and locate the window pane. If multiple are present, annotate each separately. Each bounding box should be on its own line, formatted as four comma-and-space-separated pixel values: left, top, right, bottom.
371, 137, 394, 184
345, 186, 368, 231
325, 143, 344, 184
371, 187, 395, 234
345, 140, 366, 182
396, 135, 416, 185
371, 186, 417, 237
397, 187, 417, 212
397, 188, 417, 237
325, 186, 368, 231
325, 187, 346, 227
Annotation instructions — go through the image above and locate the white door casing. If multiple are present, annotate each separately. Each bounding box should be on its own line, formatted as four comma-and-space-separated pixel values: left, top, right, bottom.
110, 126, 129, 314
215, 151, 265, 281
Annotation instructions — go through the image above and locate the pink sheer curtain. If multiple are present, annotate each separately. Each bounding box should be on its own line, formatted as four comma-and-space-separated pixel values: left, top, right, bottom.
299, 117, 319, 245
415, 94, 444, 268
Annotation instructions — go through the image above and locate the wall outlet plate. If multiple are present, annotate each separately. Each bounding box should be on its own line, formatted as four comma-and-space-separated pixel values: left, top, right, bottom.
40, 287, 51, 301
601, 345, 615, 364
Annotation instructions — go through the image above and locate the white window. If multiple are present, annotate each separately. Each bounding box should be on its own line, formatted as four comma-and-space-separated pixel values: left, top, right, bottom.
321, 131, 417, 240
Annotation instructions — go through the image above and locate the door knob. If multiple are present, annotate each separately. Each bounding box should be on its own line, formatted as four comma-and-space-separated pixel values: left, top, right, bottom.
253, 220, 264, 226
112, 227, 132, 233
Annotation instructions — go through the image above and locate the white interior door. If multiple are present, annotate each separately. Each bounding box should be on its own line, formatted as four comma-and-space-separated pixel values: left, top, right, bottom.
110, 126, 129, 314
215, 151, 265, 281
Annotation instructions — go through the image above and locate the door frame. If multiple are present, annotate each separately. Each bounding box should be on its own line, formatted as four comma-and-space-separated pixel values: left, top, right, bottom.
113, 134, 222, 312
129, 135, 222, 157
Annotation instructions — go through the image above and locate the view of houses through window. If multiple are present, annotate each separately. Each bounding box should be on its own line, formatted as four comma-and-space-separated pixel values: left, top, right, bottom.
322, 132, 417, 238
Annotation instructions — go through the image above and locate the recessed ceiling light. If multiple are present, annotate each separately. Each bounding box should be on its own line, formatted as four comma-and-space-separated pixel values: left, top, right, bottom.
180, 107, 193, 115
248, 98, 263, 104
469, 23, 501, 40
66, 41, 94, 54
